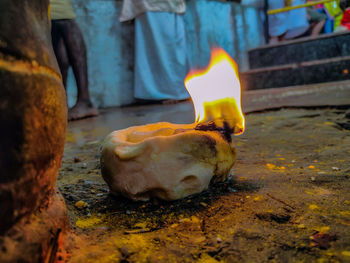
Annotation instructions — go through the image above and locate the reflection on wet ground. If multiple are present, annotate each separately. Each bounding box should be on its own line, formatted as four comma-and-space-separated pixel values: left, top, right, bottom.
66, 80, 350, 147
66, 102, 194, 147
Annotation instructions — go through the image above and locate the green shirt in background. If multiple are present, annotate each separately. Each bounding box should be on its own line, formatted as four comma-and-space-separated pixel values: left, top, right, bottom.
50, 0, 76, 20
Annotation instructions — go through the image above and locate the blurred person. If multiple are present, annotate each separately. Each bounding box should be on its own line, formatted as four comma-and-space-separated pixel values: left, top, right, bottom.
185, 0, 235, 70
120, 0, 189, 103
50, 0, 99, 120
306, 1, 327, 36
336, 0, 350, 31
268, 0, 288, 43
268, 0, 309, 44
323, 1, 343, 31
339, 0, 350, 13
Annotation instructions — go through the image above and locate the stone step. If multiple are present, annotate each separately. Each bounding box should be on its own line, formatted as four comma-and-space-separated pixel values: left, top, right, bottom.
248, 32, 350, 70
240, 56, 350, 90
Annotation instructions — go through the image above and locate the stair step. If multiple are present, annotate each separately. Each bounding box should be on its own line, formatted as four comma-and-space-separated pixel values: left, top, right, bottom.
248, 32, 350, 69
240, 56, 350, 90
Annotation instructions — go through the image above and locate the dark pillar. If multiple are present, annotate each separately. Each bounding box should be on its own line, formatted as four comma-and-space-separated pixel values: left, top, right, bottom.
0, 0, 68, 261
264, 0, 269, 44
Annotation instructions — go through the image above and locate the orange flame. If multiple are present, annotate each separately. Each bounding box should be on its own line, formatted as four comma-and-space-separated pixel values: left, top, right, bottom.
184, 47, 245, 135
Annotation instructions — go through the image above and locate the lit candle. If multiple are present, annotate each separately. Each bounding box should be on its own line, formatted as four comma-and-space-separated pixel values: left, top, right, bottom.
100, 47, 245, 201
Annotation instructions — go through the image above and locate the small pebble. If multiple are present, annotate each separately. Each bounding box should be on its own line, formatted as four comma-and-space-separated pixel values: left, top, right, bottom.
119, 247, 130, 258
332, 167, 340, 171
311, 176, 316, 181
75, 200, 88, 209
126, 210, 131, 215
74, 157, 82, 163
67, 194, 78, 202
345, 109, 350, 119
228, 187, 237, 193
84, 180, 94, 186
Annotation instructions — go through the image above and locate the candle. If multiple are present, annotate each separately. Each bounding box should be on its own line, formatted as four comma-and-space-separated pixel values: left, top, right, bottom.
100, 47, 244, 201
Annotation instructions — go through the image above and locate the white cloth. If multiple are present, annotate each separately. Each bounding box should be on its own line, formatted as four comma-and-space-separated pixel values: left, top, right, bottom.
268, 0, 288, 37
285, 0, 309, 39
241, 0, 265, 8
134, 12, 189, 100
120, 0, 186, 22
268, 0, 309, 39
185, 0, 234, 69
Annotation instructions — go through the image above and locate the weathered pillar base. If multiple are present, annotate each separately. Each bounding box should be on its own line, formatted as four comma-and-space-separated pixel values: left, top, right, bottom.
0, 190, 68, 263
0, 1, 69, 261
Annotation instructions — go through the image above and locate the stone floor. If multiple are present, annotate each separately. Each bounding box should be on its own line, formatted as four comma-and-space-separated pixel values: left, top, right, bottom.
57, 81, 350, 262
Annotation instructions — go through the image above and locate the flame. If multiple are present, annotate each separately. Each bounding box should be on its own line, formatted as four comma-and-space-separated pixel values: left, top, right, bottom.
184, 47, 245, 135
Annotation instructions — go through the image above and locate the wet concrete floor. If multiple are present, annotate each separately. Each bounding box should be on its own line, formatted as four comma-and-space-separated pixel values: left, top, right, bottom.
58, 81, 350, 262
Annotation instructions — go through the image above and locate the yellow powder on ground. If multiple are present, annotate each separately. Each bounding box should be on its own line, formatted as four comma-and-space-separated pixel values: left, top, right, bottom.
342, 251, 350, 257
75, 200, 88, 209
253, 195, 263, 201
309, 204, 319, 210
340, 211, 350, 216
313, 226, 330, 233
323, 122, 334, 126
266, 163, 286, 170
76, 216, 103, 228
197, 253, 221, 263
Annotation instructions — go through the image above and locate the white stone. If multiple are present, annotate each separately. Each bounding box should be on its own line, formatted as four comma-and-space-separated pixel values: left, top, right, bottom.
100, 122, 236, 201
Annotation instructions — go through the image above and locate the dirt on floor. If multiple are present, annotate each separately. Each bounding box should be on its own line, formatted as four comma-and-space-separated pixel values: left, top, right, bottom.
57, 107, 350, 263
